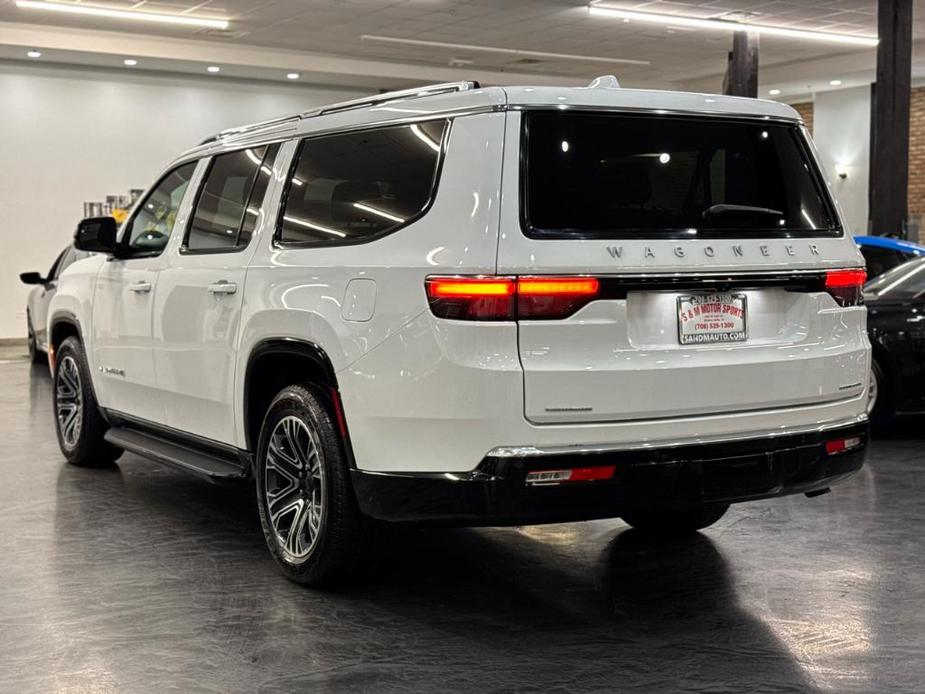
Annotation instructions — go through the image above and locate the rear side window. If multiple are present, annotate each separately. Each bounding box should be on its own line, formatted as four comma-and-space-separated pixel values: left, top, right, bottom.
185, 144, 279, 252
277, 120, 448, 245
523, 112, 840, 239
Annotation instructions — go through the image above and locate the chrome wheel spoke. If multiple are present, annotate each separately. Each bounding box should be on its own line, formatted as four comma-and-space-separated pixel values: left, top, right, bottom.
268, 431, 301, 482
268, 488, 301, 523
285, 499, 309, 556
55, 357, 82, 448
306, 492, 322, 543
263, 414, 326, 561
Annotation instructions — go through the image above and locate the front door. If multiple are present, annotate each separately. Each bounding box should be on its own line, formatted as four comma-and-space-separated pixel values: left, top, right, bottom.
91, 161, 199, 423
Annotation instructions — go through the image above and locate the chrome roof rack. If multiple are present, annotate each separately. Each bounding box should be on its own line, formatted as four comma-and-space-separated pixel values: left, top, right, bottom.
302, 80, 480, 117
201, 114, 300, 144
199, 80, 479, 145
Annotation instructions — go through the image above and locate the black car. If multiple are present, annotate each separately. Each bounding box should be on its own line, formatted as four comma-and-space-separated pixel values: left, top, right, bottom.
855, 235, 925, 279
865, 257, 925, 422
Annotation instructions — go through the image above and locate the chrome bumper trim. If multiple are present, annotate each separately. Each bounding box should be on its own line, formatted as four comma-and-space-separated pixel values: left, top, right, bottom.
486, 414, 869, 459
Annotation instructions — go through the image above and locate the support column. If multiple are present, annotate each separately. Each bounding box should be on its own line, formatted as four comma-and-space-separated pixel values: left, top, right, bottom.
870, 0, 913, 237
723, 31, 759, 98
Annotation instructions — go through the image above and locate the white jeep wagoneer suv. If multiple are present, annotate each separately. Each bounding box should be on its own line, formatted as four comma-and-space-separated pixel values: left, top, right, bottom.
48, 79, 869, 585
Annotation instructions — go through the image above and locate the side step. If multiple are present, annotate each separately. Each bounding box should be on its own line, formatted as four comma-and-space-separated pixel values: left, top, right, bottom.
104, 427, 247, 482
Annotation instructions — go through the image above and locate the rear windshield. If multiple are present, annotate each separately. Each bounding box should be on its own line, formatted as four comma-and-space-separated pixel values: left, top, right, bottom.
522, 112, 840, 239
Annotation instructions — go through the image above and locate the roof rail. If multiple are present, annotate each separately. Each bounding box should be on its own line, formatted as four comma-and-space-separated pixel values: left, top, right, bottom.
198, 80, 479, 146
302, 80, 480, 118
200, 114, 299, 145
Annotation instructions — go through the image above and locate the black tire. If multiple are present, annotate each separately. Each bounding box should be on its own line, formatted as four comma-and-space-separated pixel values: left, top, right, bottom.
27, 315, 44, 365
868, 358, 893, 429
255, 384, 367, 587
53, 337, 122, 467
621, 504, 729, 537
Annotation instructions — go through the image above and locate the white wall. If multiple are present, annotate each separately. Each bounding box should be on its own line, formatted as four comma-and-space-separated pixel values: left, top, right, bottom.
811, 85, 871, 236
0, 61, 369, 338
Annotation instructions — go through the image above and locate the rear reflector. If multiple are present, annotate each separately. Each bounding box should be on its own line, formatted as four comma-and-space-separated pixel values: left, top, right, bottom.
824, 269, 866, 307
825, 435, 862, 455
426, 275, 600, 320
525, 465, 616, 486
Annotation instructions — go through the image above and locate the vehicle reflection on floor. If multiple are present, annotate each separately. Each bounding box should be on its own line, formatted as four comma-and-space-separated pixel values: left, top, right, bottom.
0, 360, 921, 693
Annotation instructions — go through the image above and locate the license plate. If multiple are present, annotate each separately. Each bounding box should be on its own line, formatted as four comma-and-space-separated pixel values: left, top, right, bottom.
677, 293, 747, 345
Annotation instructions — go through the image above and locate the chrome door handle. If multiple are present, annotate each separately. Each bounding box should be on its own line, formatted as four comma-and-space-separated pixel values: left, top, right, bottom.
128, 281, 152, 294
208, 281, 237, 295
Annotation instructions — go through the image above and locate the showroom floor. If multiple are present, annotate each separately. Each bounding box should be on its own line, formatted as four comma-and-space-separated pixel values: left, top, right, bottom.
1, 360, 923, 693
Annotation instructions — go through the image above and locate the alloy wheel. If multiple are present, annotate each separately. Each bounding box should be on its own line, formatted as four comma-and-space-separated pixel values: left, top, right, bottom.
56, 356, 82, 448
264, 415, 326, 563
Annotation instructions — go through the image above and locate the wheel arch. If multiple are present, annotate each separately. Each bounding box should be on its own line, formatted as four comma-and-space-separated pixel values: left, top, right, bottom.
243, 338, 346, 454
48, 311, 83, 370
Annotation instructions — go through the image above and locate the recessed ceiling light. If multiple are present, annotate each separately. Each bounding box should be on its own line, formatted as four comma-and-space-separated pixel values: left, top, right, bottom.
26, 49, 41, 58
769, 88, 781, 96
207, 66, 221, 73
15, 0, 229, 29
286, 72, 300, 80
588, 6, 879, 46
361, 34, 650, 66
830, 79, 843, 86
123, 58, 138, 66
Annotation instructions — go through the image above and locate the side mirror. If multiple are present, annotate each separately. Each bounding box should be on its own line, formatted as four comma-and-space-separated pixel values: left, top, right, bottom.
75, 216, 118, 254
19, 271, 45, 285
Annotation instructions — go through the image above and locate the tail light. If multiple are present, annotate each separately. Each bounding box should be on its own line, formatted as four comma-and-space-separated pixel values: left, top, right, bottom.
425, 276, 600, 321
524, 465, 616, 486
824, 269, 866, 307
825, 435, 862, 455
424, 277, 515, 320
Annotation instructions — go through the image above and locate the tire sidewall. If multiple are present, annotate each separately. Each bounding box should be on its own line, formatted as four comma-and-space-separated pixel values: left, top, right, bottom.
870, 358, 891, 427
255, 386, 343, 583
26, 315, 37, 362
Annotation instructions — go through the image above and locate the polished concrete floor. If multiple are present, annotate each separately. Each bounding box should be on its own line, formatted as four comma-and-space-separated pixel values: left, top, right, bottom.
1, 360, 924, 693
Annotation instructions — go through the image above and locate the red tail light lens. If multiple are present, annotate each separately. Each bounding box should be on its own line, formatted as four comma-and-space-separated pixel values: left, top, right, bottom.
824, 269, 866, 307
425, 277, 516, 320
517, 277, 600, 319
425, 276, 600, 320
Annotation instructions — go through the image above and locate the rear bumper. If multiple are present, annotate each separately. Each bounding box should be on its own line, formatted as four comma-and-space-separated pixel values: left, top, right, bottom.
351, 422, 867, 525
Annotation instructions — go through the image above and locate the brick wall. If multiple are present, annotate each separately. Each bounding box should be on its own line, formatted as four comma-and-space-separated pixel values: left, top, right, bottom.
791, 102, 813, 135
908, 87, 925, 217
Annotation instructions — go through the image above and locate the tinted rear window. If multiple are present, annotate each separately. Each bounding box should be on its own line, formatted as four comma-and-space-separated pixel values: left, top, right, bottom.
523, 112, 839, 239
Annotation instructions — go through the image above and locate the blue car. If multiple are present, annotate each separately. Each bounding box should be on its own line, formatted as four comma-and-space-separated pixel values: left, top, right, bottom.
855, 235, 925, 279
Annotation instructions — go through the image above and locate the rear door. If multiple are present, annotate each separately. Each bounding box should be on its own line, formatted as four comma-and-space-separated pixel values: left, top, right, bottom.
498, 110, 867, 425
154, 144, 280, 444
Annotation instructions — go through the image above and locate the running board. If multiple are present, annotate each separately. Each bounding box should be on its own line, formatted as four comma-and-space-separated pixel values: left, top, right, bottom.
104, 427, 247, 482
